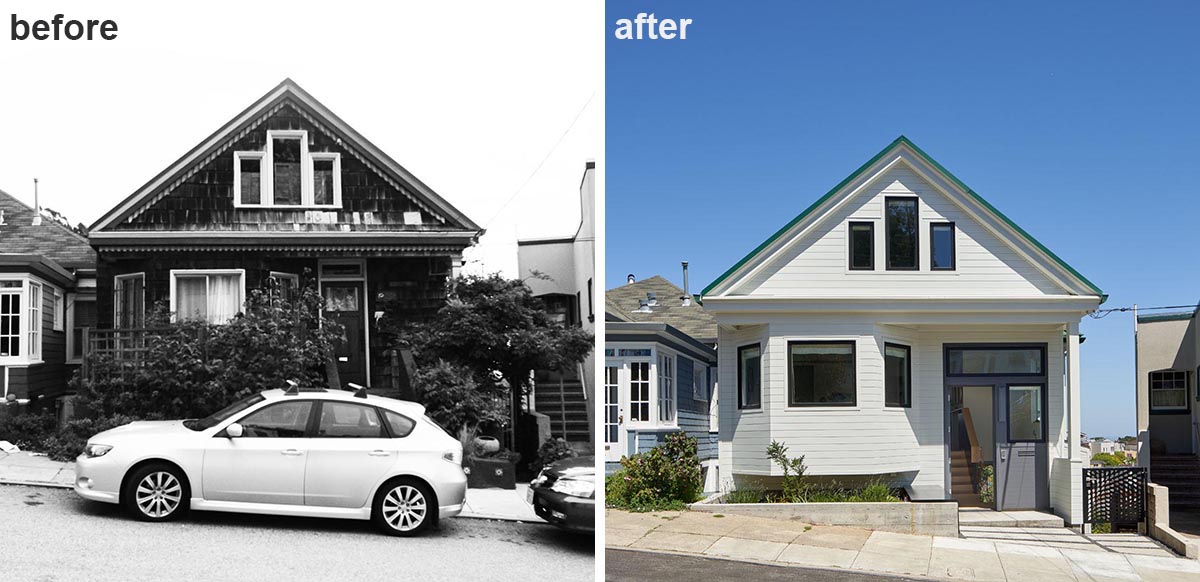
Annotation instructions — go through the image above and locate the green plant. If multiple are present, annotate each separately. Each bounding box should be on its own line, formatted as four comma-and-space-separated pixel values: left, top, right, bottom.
534, 437, 577, 469
979, 464, 995, 505
766, 440, 809, 502
854, 480, 900, 503
416, 363, 507, 438
1091, 522, 1112, 533
606, 432, 701, 512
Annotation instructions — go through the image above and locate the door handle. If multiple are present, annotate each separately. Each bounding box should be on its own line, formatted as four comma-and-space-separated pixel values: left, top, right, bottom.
368, 450, 391, 457
281, 449, 304, 456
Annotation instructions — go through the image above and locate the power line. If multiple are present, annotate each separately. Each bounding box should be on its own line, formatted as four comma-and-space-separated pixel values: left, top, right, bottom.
1089, 303, 1198, 319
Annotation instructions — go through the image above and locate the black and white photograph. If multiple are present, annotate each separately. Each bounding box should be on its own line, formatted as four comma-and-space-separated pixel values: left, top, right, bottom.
0, 2, 599, 580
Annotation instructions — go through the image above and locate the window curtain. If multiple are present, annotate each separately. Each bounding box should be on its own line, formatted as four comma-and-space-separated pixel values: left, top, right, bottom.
176, 277, 207, 321
208, 274, 241, 323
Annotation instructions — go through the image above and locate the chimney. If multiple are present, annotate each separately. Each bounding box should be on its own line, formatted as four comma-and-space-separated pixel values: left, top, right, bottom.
627, 273, 635, 284
32, 178, 42, 226
681, 261, 691, 306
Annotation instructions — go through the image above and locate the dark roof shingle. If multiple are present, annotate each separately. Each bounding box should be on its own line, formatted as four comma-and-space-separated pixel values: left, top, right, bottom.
605, 275, 716, 344
0, 189, 96, 270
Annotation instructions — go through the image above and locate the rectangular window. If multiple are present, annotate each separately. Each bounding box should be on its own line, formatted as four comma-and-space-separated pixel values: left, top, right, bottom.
114, 273, 145, 329
885, 197, 918, 270
0, 291, 20, 357
272, 136, 303, 206
1150, 370, 1189, 412
312, 157, 335, 205
604, 366, 620, 443
1007, 385, 1044, 441
659, 355, 675, 422
884, 343, 911, 408
629, 361, 651, 422
738, 344, 761, 409
930, 222, 955, 271
848, 221, 874, 270
268, 271, 299, 304
235, 153, 263, 205
693, 365, 707, 402
27, 282, 41, 359
51, 289, 64, 331
67, 296, 97, 363
947, 346, 1044, 376
171, 270, 245, 324
789, 341, 856, 406
587, 278, 594, 321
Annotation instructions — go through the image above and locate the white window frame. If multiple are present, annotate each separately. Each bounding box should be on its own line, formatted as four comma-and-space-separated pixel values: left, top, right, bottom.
233, 130, 342, 209
1150, 370, 1189, 412
628, 359, 653, 425
693, 363, 707, 402
0, 278, 31, 364
66, 293, 96, 364
26, 281, 41, 361
51, 288, 64, 332
114, 272, 146, 329
169, 269, 247, 324
658, 353, 675, 423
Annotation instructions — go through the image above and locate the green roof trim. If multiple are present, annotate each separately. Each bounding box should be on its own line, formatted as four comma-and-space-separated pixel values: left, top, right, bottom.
1137, 311, 1197, 324
702, 136, 1105, 299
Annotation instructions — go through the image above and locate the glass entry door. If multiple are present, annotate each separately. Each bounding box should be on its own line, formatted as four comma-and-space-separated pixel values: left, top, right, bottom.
603, 363, 624, 463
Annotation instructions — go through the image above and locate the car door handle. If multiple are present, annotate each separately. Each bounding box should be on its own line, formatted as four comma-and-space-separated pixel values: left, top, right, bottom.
281, 449, 304, 456
368, 450, 392, 457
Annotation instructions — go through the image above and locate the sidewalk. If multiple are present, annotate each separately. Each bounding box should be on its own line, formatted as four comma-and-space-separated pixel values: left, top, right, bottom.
607, 509, 1200, 581
0, 450, 545, 523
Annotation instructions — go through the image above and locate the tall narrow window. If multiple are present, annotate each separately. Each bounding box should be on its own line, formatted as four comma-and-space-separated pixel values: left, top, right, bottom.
0, 288, 20, 357
789, 341, 856, 407
237, 154, 263, 205
848, 222, 874, 270
51, 289, 64, 331
884, 343, 911, 408
1008, 385, 1045, 441
604, 366, 620, 444
629, 361, 651, 421
931, 222, 955, 271
67, 296, 97, 363
114, 273, 145, 329
312, 157, 335, 205
738, 344, 761, 409
658, 354, 675, 422
886, 197, 918, 270
27, 282, 41, 359
272, 136, 303, 205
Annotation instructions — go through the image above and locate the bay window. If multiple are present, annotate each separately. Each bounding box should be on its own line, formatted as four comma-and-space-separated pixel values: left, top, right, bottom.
658, 354, 675, 422
170, 269, 246, 324
0, 277, 57, 364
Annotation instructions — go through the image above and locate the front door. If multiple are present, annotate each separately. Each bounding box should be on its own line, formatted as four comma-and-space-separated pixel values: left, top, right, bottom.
995, 383, 1049, 510
323, 281, 366, 388
603, 362, 624, 463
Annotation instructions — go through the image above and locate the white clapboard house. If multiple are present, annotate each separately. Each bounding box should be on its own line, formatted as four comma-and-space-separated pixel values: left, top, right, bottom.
702, 137, 1103, 524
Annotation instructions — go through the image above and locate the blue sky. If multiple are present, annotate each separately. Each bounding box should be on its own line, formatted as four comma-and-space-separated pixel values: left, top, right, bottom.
605, 1, 1200, 437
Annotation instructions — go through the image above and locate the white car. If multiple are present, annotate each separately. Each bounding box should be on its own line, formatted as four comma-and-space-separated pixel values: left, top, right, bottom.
74, 387, 466, 536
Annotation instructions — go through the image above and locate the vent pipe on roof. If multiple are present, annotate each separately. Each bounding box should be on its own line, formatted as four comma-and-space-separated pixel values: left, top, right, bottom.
681, 261, 691, 306
32, 179, 42, 226
636, 299, 652, 313
627, 273, 635, 284
646, 292, 657, 306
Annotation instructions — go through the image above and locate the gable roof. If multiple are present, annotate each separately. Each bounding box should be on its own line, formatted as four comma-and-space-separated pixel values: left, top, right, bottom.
90, 79, 481, 234
702, 136, 1104, 300
606, 275, 717, 343
0, 188, 96, 270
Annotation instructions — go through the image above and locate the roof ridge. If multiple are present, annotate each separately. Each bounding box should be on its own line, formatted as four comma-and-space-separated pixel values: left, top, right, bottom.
0, 187, 92, 246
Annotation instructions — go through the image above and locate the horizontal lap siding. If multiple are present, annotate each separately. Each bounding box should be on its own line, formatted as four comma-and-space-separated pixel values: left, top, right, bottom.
719, 325, 770, 477
740, 167, 1063, 298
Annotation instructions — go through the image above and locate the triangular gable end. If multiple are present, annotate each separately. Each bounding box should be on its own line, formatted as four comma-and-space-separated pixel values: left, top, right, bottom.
702, 136, 1104, 300
90, 79, 481, 234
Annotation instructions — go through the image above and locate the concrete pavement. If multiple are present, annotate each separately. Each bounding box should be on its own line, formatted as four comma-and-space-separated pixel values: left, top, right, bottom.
607, 509, 1200, 581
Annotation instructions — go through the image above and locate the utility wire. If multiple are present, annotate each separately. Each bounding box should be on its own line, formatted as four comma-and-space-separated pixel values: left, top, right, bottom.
1089, 304, 1199, 319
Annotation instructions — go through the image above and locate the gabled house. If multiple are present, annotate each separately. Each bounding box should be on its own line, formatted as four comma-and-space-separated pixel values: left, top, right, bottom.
1134, 307, 1199, 514
604, 272, 719, 490
517, 162, 596, 448
0, 188, 97, 408
87, 79, 481, 390
702, 137, 1103, 524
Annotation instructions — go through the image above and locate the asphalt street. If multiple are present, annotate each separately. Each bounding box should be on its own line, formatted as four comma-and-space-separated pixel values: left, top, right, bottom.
606, 549, 924, 582
2, 484, 593, 582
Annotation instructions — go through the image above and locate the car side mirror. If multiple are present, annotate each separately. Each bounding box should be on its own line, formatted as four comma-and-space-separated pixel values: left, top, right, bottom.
226, 423, 244, 438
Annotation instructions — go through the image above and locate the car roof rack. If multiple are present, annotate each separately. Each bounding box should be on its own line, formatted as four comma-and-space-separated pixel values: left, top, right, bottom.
283, 379, 300, 396
348, 383, 368, 399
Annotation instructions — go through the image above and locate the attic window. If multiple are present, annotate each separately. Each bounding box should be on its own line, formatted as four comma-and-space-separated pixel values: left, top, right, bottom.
885, 197, 918, 270
234, 130, 342, 208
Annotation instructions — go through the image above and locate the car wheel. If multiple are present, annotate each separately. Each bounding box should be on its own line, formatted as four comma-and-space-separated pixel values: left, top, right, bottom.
123, 463, 189, 522
373, 478, 435, 536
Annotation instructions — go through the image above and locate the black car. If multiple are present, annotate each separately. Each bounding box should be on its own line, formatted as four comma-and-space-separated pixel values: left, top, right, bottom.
527, 455, 595, 532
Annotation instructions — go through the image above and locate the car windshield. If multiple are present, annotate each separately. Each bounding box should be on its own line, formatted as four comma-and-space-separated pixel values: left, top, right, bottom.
184, 394, 266, 431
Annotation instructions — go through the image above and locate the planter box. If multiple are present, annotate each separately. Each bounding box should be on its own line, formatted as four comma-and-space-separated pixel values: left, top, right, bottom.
690, 497, 959, 536
464, 457, 517, 489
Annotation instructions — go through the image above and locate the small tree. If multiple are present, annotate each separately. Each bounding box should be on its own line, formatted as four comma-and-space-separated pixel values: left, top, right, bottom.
766, 440, 809, 502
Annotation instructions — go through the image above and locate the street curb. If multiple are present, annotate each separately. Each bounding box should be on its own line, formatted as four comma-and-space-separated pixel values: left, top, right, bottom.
0, 479, 74, 489
458, 512, 548, 524
605, 546, 938, 582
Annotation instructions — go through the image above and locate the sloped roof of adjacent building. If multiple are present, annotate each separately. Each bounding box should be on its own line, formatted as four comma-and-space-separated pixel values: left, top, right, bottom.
702, 136, 1104, 300
0, 188, 96, 270
606, 275, 717, 343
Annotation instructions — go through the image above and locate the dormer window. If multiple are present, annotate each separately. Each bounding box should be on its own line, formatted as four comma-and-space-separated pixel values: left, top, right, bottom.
234, 130, 342, 208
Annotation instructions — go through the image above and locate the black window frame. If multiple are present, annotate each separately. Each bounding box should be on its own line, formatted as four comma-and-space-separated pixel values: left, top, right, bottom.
1149, 369, 1191, 415
885, 196, 919, 271
787, 340, 857, 408
944, 344, 1047, 378
1005, 383, 1048, 443
848, 221, 875, 271
884, 342, 912, 408
737, 343, 762, 410
930, 222, 956, 271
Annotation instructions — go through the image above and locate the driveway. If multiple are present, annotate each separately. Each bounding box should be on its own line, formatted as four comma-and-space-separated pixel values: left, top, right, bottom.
3, 484, 593, 581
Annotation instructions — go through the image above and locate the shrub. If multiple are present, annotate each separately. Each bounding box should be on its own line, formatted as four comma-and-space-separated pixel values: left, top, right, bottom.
723, 482, 767, 504
854, 480, 900, 503
606, 432, 701, 512
0, 409, 58, 451
979, 464, 995, 505
40, 414, 137, 462
766, 440, 809, 502
414, 361, 507, 437
534, 437, 577, 469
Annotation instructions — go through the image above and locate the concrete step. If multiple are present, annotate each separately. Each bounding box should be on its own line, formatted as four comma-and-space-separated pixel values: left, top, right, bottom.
954, 493, 987, 508
958, 508, 1065, 528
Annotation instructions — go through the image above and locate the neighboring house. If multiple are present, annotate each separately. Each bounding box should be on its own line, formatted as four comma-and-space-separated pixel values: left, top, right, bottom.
1089, 439, 1118, 456
702, 137, 1103, 523
516, 161, 596, 447
0, 189, 97, 409
604, 272, 719, 491
1134, 306, 1199, 512
86, 79, 481, 391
